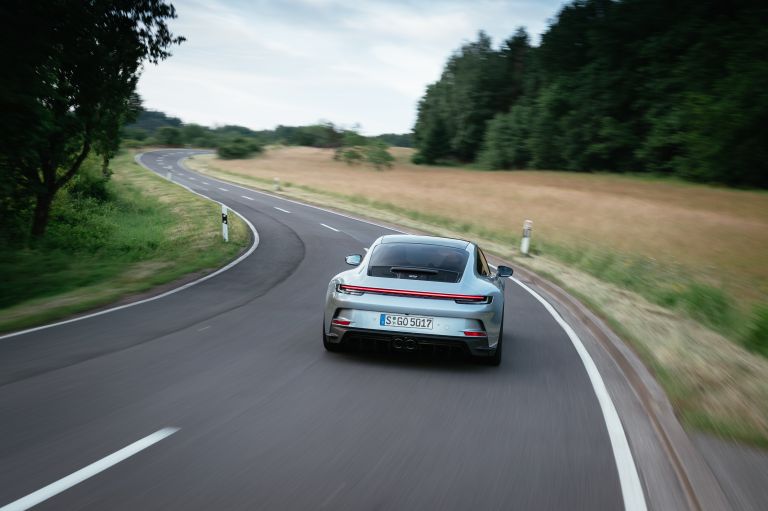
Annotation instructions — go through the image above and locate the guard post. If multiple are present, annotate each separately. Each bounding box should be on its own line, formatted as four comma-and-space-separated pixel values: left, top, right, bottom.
274, 177, 281, 191
520, 219, 533, 256
221, 205, 229, 242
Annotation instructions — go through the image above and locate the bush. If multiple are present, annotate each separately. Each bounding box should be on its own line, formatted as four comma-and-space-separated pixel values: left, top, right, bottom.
411, 152, 426, 164
340, 148, 364, 165
66, 156, 112, 202
743, 305, 768, 357
217, 137, 263, 159
364, 142, 394, 170
120, 138, 146, 149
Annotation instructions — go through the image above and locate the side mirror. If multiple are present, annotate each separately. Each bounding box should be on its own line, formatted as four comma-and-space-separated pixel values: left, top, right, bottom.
496, 265, 513, 278
345, 254, 363, 266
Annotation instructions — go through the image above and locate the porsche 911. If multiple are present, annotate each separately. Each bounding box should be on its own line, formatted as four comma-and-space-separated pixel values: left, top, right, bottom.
323, 235, 512, 365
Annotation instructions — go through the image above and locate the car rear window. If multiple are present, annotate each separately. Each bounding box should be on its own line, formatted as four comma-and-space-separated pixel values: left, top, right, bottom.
367, 243, 469, 283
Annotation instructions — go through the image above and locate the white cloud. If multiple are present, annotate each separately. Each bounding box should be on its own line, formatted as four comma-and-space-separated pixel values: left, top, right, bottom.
137, 0, 567, 134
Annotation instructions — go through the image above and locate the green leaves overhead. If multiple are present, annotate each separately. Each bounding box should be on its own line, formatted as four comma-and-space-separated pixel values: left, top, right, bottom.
0, 0, 183, 238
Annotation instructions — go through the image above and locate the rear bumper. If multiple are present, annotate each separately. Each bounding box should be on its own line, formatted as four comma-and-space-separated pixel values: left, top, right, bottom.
326, 325, 496, 357
324, 291, 504, 350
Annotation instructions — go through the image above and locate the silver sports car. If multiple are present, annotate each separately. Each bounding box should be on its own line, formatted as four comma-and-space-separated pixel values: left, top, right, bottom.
323, 235, 513, 365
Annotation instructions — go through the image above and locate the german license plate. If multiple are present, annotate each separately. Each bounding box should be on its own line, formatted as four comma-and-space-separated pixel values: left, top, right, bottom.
380, 313, 434, 329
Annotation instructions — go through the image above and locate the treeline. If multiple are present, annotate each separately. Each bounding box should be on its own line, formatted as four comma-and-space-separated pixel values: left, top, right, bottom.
123, 111, 263, 159
124, 111, 412, 160
413, 0, 768, 187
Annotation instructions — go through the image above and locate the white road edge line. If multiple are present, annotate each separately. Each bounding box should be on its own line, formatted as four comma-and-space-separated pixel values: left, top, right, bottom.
274, 207, 291, 213
187, 154, 646, 509
241, 195, 254, 200
0, 428, 179, 511
6, 150, 646, 509
320, 223, 339, 232
176, 157, 404, 235
507, 274, 647, 511
0, 152, 261, 341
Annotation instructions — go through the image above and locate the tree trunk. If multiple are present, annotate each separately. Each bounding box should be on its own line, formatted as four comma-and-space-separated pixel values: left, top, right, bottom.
29, 140, 91, 238
30, 189, 54, 238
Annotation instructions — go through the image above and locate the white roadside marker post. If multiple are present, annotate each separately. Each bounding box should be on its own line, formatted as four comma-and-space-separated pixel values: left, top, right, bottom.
166, 172, 172, 181
221, 205, 229, 242
520, 219, 533, 256
274, 177, 281, 191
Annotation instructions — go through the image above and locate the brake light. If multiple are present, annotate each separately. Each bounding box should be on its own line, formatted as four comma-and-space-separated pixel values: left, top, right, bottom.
332, 318, 351, 326
337, 284, 489, 303
463, 330, 487, 337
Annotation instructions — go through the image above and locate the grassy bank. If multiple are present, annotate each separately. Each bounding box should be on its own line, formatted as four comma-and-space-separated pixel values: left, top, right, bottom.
0, 150, 249, 333
186, 147, 768, 446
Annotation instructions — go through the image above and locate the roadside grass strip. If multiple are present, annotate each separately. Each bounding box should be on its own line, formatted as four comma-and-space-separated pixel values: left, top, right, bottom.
0, 151, 250, 334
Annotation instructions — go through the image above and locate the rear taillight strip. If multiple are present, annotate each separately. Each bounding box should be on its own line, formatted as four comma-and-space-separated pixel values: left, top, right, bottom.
338, 284, 488, 303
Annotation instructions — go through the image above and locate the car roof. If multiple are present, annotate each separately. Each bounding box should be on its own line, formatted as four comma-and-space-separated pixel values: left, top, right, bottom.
378, 234, 470, 250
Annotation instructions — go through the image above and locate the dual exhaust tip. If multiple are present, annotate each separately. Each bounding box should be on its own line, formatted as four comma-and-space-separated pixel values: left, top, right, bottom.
392, 338, 417, 351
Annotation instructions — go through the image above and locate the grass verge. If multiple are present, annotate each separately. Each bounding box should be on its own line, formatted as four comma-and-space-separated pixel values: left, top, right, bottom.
187, 152, 768, 446
0, 151, 249, 333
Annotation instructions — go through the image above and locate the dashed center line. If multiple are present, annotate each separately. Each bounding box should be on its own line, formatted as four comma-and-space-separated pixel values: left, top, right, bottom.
241, 195, 255, 201
188, 177, 196, 180
320, 223, 340, 232
218, 187, 229, 192
0, 428, 179, 511
274, 207, 291, 213
202, 181, 209, 185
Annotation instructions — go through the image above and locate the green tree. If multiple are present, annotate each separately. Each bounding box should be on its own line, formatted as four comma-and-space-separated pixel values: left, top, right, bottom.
412, 0, 768, 187
0, 0, 183, 237
156, 126, 184, 146
181, 124, 208, 144
478, 105, 533, 169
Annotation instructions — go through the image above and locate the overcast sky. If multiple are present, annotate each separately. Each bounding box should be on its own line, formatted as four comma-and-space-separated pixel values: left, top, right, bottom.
137, 0, 568, 135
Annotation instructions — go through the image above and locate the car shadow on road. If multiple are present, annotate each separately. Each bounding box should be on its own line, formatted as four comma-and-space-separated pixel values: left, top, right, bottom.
325, 343, 513, 374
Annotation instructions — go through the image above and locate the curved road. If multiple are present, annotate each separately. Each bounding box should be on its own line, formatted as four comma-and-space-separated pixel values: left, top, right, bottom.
0, 150, 642, 510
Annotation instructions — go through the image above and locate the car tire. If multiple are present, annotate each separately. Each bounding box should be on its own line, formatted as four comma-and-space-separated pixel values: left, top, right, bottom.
478, 315, 503, 366
323, 321, 344, 352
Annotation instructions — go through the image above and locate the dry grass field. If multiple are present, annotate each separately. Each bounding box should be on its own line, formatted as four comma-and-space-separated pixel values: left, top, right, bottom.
187, 146, 768, 444
198, 146, 768, 305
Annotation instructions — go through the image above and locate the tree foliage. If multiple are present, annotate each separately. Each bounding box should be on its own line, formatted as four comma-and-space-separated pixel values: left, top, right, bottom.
0, 0, 183, 238
414, 0, 768, 187
216, 138, 263, 160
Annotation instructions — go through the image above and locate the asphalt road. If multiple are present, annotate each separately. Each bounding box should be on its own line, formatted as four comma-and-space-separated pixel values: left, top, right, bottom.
0, 150, 641, 510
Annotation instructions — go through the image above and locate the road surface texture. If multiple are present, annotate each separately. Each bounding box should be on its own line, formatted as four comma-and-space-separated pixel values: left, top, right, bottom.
0, 149, 691, 510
